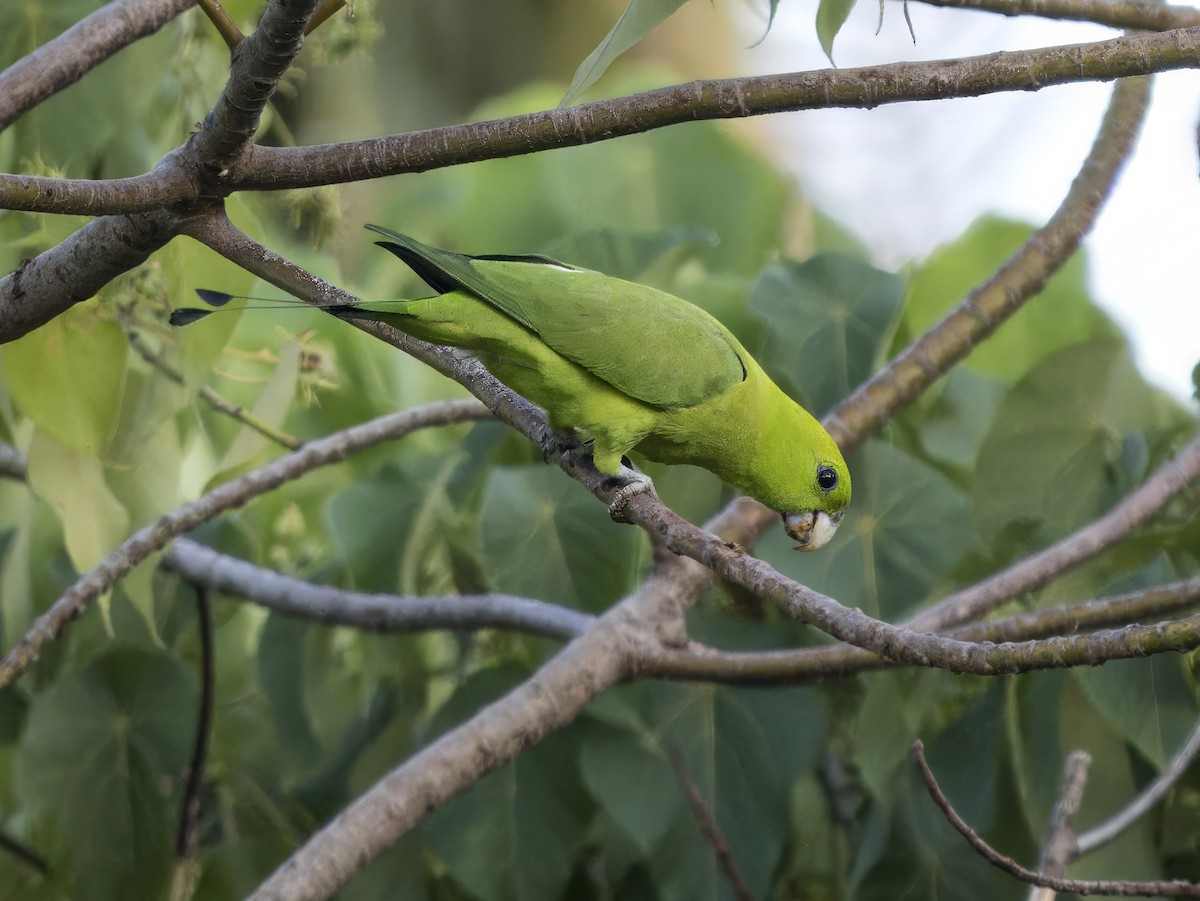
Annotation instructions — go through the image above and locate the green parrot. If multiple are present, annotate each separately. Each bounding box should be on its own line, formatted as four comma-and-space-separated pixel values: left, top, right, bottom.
175, 225, 851, 549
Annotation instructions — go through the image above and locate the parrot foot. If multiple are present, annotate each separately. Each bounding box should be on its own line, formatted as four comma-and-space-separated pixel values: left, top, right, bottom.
605, 468, 656, 522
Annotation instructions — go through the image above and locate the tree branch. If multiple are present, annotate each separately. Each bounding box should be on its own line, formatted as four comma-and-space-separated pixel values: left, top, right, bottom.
644, 575, 1200, 684
0, 210, 178, 344
0, 399, 492, 689
823, 74, 1150, 457
1030, 750, 1091, 901
248, 565, 679, 901
195, 0, 245, 49
618, 70, 1151, 638
0, 169, 197, 216
668, 747, 754, 901
1076, 711, 1200, 855
0, 0, 193, 133
913, 741, 1200, 897
176, 582, 215, 859
162, 538, 594, 640
907, 433, 1200, 632
192, 0, 322, 174
233, 31, 1178, 190
912, 0, 1200, 31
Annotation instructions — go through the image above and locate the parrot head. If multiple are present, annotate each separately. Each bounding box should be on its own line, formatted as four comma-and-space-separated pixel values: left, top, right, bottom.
778, 445, 851, 552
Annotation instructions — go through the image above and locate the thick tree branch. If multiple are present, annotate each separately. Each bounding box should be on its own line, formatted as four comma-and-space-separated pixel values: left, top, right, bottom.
0, 0, 193, 133
0, 210, 178, 344
162, 538, 594, 640
234, 32, 1176, 190
913, 741, 1200, 897
249, 565, 680, 901
192, 0, 322, 174
0, 399, 492, 689
913, 0, 1200, 30
0, 168, 197, 216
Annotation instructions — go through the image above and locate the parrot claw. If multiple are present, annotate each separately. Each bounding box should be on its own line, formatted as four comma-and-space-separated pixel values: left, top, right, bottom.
605, 469, 655, 522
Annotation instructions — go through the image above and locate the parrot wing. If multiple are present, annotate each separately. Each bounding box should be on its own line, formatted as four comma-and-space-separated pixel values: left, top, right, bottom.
365, 225, 746, 409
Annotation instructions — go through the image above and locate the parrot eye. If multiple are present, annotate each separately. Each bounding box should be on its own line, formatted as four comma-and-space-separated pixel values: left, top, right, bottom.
816, 465, 838, 493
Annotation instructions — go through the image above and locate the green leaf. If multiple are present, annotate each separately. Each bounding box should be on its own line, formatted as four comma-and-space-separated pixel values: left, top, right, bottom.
26, 429, 129, 576
215, 339, 301, 476
905, 368, 1007, 470
973, 338, 1162, 548
640, 683, 829, 898
749, 254, 905, 416
3, 302, 127, 453
816, 0, 858, 63
1073, 655, 1197, 769
479, 465, 647, 611
763, 440, 975, 620
560, 0, 690, 106
899, 217, 1114, 384
17, 646, 197, 901
578, 720, 680, 853
257, 613, 322, 768
326, 476, 421, 593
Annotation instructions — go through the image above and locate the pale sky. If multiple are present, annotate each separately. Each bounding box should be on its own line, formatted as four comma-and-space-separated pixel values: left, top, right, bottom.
738, 2, 1200, 401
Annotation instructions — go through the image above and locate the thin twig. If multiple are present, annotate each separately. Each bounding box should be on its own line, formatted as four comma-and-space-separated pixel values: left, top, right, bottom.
128, 330, 302, 449
907, 433, 1200, 632
668, 747, 755, 901
913, 741, 1200, 896
0, 828, 48, 876
176, 582, 215, 858
0, 399, 492, 689
1077, 712, 1200, 855
304, 0, 347, 34
163, 538, 593, 641
194, 0, 245, 48
1030, 751, 1091, 901
0, 0, 192, 133
645, 575, 1200, 684
0, 443, 26, 482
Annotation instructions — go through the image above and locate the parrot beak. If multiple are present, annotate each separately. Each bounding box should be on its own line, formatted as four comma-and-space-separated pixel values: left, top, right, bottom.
784, 510, 843, 551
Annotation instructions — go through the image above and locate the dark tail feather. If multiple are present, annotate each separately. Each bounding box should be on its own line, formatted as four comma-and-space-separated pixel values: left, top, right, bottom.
373, 241, 462, 295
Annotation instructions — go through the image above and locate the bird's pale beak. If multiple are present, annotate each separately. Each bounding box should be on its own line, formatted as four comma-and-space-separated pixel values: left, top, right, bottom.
784, 510, 843, 551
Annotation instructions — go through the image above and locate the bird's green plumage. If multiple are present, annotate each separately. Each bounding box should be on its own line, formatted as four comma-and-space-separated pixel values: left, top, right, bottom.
342, 225, 851, 536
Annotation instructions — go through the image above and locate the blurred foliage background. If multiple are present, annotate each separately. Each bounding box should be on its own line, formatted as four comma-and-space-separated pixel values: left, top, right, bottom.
0, 1, 1198, 899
